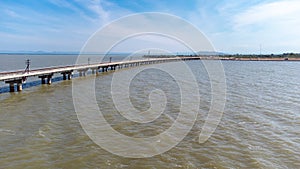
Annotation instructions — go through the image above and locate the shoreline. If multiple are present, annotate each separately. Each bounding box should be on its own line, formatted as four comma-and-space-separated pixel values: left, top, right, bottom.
218, 57, 300, 61
145, 55, 300, 61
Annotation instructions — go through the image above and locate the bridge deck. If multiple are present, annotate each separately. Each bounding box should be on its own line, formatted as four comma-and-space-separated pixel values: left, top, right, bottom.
0, 57, 200, 84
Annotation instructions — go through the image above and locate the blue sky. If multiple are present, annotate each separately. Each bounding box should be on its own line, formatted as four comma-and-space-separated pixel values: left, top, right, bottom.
1, 0, 300, 54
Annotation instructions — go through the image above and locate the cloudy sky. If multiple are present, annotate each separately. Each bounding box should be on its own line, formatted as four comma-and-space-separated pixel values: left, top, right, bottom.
1, 0, 300, 54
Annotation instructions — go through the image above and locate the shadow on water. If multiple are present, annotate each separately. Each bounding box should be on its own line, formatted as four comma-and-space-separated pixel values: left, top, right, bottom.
0, 63, 133, 94
0, 70, 115, 94
0, 76, 78, 94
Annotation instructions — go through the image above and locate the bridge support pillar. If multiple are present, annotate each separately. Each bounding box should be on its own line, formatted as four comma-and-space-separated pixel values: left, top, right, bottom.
62, 73, 67, 80
95, 67, 100, 74
9, 83, 14, 92
110, 65, 116, 70
39, 74, 53, 85
67, 72, 72, 80
47, 75, 52, 84
41, 77, 46, 84
79, 70, 84, 77
91, 68, 98, 74
17, 82, 22, 91
61, 71, 72, 80
78, 69, 87, 77
101, 66, 108, 72
5, 79, 24, 92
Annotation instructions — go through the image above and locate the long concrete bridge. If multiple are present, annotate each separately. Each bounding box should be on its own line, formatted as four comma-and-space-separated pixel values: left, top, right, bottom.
0, 57, 201, 92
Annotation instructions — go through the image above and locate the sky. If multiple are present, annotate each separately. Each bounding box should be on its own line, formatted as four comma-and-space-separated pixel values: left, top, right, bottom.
1, 0, 300, 54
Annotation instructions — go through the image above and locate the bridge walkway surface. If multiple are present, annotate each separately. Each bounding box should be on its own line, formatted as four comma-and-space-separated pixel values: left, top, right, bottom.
0, 57, 201, 92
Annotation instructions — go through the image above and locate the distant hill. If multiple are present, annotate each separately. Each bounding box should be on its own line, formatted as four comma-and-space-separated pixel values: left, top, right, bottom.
0, 51, 80, 55
197, 51, 226, 56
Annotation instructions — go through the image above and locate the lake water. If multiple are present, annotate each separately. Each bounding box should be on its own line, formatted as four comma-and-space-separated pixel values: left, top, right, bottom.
0, 55, 300, 168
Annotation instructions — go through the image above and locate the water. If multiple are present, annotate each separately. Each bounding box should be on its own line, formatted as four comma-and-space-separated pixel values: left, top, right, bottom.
0, 55, 300, 168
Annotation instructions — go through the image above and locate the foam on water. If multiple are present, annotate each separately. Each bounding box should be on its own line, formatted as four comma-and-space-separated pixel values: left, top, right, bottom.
0, 128, 16, 135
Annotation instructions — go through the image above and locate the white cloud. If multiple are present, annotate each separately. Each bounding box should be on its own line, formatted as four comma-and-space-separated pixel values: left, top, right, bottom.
86, 0, 110, 23
4, 9, 20, 18
70, 0, 110, 24
233, 0, 300, 29
209, 0, 300, 54
48, 0, 77, 10
73, 0, 132, 25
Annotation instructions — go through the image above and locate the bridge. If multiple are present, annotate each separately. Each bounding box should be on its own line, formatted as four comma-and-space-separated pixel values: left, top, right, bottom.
0, 56, 201, 92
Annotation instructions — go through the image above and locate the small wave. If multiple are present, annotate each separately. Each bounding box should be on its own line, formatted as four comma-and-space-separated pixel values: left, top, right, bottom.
248, 144, 264, 151
38, 130, 46, 137
38, 125, 51, 138
0, 128, 16, 135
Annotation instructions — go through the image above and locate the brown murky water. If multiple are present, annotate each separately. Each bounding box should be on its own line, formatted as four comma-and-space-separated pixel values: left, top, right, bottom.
1, 55, 300, 168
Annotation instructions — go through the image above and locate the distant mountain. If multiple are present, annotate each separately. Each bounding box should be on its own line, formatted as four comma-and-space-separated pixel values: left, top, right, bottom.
0, 51, 138, 55
197, 51, 226, 55
0, 50, 227, 56
0, 50, 80, 55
